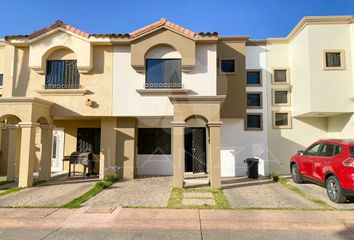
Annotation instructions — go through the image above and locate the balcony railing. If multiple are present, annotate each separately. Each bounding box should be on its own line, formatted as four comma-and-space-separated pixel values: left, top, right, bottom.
42, 84, 84, 90
144, 82, 183, 89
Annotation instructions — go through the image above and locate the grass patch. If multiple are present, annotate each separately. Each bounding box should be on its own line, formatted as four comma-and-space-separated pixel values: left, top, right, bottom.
33, 179, 46, 186
0, 180, 14, 186
212, 188, 232, 209
167, 188, 231, 209
278, 177, 334, 210
167, 188, 184, 208
61, 180, 113, 208
0, 187, 22, 198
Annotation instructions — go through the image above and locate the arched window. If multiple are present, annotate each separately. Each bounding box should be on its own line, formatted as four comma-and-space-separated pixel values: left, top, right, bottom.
45, 60, 80, 89
145, 45, 182, 89
45, 48, 80, 89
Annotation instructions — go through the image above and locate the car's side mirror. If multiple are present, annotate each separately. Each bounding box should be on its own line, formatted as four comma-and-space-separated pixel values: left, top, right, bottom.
298, 150, 304, 156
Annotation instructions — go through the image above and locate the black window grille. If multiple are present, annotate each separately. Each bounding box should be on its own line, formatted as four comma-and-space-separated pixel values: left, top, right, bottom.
46, 60, 80, 89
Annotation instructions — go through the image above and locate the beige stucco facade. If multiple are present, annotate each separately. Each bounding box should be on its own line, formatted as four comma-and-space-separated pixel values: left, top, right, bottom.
1, 16, 354, 189
0, 19, 225, 189
267, 16, 354, 174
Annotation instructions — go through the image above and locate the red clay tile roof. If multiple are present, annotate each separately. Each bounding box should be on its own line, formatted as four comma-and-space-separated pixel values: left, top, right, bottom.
28, 20, 89, 39
129, 18, 196, 39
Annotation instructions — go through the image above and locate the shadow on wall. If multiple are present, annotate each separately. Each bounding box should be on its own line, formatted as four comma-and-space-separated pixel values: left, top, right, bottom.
13, 47, 30, 97
86, 47, 112, 75
269, 117, 328, 175
327, 113, 352, 133
217, 42, 246, 118
188, 43, 208, 75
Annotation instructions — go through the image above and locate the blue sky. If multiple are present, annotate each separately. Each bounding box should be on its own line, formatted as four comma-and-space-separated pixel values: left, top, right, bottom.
1, 0, 353, 39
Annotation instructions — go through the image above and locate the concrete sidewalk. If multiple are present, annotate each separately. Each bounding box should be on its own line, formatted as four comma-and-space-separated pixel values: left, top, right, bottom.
0, 208, 353, 239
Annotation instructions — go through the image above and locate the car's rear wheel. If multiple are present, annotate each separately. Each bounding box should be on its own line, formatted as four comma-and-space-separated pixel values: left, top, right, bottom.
326, 175, 347, 203
291, 163, 304, 184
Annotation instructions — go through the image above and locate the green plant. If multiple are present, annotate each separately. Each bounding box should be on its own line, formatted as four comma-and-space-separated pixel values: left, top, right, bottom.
270, 172, 279, 182
104, 166, 120, 182
0, 187, 22, 198
0, 180, 14, 186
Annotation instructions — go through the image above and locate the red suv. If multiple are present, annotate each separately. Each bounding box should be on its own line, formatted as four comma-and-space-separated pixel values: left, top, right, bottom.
290, 139, 354, 203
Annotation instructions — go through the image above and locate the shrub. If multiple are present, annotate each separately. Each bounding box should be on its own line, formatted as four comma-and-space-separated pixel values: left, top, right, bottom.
270, 172, 279, 182
104, 166, 120, 183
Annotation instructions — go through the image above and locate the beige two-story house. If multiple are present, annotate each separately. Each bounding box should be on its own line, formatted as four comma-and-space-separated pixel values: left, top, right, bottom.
1, 16, 352, 189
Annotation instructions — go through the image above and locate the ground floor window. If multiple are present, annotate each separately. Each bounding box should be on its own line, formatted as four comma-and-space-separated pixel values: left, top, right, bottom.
138, 128, 171, 154
77, 128, 101, 154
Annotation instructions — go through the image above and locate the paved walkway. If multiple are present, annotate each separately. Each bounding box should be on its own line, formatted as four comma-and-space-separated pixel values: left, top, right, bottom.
222, 177, 323, 209
83, 176, 173, 207
0, 208, 353, 240
0, 176, 97, 207
286, 178, 354, 210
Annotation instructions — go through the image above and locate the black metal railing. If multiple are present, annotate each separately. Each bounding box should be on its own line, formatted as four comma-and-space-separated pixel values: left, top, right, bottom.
45, 60, 80, 89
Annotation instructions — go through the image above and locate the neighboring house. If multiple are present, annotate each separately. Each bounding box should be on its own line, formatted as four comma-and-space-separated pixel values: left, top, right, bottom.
266, 16, 354, 174
0, 16, 353, 188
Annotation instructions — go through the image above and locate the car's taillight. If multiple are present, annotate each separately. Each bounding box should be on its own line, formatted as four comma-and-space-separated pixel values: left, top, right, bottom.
342, 158, 354, 167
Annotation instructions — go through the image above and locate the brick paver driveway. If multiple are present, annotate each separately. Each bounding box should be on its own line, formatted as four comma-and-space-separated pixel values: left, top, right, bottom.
83, 176, 173, 208
0, 176, 97, 207
286, 178, 354, 210
222, 177, 324, 209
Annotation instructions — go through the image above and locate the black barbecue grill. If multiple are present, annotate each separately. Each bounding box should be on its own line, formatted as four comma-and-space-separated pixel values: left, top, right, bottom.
68, 151, 95, 177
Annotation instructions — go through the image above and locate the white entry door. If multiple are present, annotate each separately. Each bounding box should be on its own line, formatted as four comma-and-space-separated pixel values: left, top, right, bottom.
51, 128, 65, 172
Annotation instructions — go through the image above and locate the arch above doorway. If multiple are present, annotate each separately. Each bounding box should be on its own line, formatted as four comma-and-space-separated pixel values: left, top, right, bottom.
169, 95, 225, 189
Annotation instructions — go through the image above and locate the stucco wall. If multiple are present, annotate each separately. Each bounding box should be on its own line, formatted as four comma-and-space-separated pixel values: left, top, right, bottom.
217, 40, 246, 118
2, 44, 113, 117
220, 46, 269, 177
0, 45, 3, 96
112, 44, 217, 117
307, 24, 353, 114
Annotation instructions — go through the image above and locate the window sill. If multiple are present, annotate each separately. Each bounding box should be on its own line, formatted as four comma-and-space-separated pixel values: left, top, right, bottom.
323, 67, 346, 71
136, 89, 192, 95
35, 89, 87, 96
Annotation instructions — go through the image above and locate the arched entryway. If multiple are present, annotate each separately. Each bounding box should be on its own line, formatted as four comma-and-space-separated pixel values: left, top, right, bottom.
169, 95, 225, 188
0, 97, 53, 187
0, 114, 22, 181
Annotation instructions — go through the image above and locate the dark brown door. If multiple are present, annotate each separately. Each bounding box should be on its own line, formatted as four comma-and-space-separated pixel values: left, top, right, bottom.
184, 128, 206, 173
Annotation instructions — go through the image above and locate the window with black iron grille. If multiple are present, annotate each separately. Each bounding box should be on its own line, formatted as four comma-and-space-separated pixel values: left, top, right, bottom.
45, 60, 80, 89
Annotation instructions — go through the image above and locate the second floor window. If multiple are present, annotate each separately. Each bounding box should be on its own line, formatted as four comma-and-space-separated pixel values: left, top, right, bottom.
145, 59, 181, 88
45, 60, 80, 89
0, 74, 3, 87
